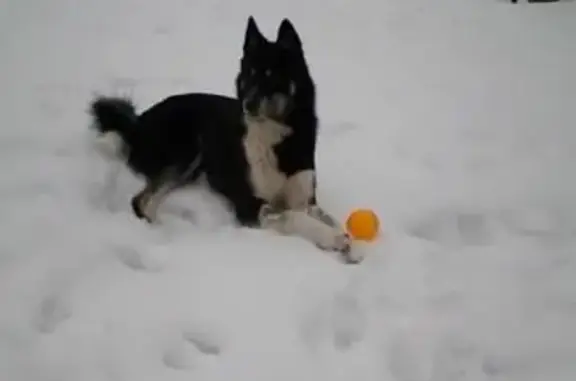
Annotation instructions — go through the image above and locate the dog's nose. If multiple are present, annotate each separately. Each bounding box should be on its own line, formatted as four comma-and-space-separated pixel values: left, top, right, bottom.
245, 97, 260, 114
268, 82, 286, 97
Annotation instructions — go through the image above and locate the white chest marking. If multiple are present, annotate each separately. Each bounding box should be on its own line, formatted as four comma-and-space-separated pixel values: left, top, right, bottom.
242, 116, 292, 202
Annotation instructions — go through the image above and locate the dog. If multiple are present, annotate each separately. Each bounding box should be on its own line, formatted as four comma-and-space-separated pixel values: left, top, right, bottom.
88, 17, 360, 263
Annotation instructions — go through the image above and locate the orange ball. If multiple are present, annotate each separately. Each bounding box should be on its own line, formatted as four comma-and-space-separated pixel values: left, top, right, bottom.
345, 209, 380, 241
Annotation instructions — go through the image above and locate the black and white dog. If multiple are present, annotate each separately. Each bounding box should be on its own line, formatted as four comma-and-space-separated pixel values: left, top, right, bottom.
89, 17, 360, 263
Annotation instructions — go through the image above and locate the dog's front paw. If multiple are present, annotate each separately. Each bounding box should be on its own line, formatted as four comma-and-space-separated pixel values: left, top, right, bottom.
316, 231, 362, 264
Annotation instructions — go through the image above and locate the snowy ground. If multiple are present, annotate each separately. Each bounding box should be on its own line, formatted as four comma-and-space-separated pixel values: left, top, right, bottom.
2, 0, 576, 380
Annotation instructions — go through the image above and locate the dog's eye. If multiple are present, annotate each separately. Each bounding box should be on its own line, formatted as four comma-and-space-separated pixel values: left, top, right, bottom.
289, 81, 297, 96
250, 68, 257, 76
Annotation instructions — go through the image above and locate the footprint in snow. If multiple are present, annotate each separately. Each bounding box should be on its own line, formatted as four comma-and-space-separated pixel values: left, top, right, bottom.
499, 207, 575, 239
115, 245, 165, 273
331, 292, 367, 350
34, 294, 72, 334
163, 328, 222, 371
408, 210, 493, 247
299, 289, 367, 352
386, 328, 487, 381
430, 334, 487, 381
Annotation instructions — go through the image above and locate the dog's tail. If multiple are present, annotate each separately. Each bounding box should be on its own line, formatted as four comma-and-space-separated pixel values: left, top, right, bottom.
89, 96, 138, 160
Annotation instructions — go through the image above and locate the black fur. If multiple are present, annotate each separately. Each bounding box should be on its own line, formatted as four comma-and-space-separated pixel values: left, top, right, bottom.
89, 17, 319, 227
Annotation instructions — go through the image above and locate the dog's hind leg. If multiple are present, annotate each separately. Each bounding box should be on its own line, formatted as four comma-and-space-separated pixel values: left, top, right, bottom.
131, 169, 181, 223
131, 153, 203, 223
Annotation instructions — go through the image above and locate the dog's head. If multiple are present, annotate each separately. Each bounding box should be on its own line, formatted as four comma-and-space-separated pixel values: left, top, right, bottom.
236, 17, 314, 122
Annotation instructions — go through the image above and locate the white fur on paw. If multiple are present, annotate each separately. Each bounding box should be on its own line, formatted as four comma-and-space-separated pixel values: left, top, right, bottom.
316, 229, 350, 252
307, 220, 367, 264
316, 229, 370, 265
305, 217, 367, 264
345, 242, 368, 264
308, 205, 339, 228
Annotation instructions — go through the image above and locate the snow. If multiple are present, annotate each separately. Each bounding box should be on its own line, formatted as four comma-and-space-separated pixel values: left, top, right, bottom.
1, 0, 576, 380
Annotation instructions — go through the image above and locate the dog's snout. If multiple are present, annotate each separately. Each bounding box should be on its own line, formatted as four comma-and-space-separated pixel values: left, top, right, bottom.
242, 87, 260, 113
245, 98, 259, 114
262, 79, 286, 98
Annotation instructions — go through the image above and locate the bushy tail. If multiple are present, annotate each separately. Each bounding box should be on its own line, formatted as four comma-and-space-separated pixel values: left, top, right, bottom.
89, 96, 138, 159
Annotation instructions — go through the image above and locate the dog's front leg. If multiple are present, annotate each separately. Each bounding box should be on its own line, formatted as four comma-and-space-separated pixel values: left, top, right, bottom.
282, 170, 340, 225
283, 170, 342, 228
307, 204, 340, 228
269, 170, 359, 263
258, 204, 352, 259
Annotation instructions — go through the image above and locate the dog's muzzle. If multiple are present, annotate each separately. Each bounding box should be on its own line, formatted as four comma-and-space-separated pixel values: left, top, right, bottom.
243, 88, 291, 120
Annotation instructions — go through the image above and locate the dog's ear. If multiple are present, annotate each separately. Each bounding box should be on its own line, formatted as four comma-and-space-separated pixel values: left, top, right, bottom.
244, 16, 265, 53
277, 18, 302, 52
